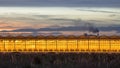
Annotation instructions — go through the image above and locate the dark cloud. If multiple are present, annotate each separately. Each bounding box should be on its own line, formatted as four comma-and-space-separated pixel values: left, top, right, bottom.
109, 14, 117, 17
49, 18, 76, 22
0, 0, 120, 7
85, 23, 99, 33
0, 23, 116, 32
33, 15, 51, 18
111, 20, 120, 22
11, 28, 37, 32
77, 9, 119, 13
1, 23, 120, 34
8, 17, 37, 20
99, 26, 120, 32
0, 26, 87, 32
0, 16, 120, 35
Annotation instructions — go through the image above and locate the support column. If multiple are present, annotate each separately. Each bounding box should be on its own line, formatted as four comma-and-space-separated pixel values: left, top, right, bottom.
4, 38, 5, 51
109, 39, 111, 51
77, 39, 78, 51
14, 39, 15, 51
25, 39, 26, 51
35, 39, 36, 50
56, 39, 57, 51
88, 37, 89, 51
46, 39, 47, 51
67, 39, 68, 51
99, 37, 100, 51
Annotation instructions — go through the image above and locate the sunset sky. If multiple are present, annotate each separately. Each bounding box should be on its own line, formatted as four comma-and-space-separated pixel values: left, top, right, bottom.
0, 0, 120, 36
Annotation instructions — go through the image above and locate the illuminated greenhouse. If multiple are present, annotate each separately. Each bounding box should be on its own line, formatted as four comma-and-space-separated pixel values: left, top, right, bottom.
0, 35, 120, 52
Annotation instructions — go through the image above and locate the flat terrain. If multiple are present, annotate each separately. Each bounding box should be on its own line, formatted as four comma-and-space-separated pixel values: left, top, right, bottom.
0, 52, 120, 68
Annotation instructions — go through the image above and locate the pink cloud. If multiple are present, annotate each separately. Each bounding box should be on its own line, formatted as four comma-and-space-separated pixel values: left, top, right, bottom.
0, 20, 51, 31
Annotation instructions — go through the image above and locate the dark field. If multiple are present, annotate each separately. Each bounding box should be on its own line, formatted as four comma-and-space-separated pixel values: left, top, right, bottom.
0, 52, 120, 68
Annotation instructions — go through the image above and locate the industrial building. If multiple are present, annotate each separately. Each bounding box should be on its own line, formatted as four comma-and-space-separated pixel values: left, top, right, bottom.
0, 35, 120, 52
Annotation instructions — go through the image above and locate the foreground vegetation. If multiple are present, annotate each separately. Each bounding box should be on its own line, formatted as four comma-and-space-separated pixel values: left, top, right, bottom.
0, 52, 120, 68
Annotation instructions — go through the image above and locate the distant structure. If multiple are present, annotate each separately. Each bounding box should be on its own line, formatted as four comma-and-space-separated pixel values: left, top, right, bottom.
0, 35, 120, 53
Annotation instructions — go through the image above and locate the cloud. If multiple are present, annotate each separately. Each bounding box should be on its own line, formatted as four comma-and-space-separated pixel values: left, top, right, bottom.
1, 16, 120, 33
99, 26, 120, 33
1, 21, 120, 36
0, 22, 88, 32
111, 20, 120, 22
77, 9, 118, 14
0, 8, 120, 36
49, 18, 76, 22
33, 15, 51, 19
109, 14, 117, 17
0, 0, 120, 7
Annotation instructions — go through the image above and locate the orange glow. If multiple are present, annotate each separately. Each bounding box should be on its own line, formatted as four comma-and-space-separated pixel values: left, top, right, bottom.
111, 39, 120, 50
78, 39, 88, 50
0, 38, 120, 52
15, 40, 25, 51
57, 39, 67, 51
89, 39, 99, 50
36, 40, 46, 50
